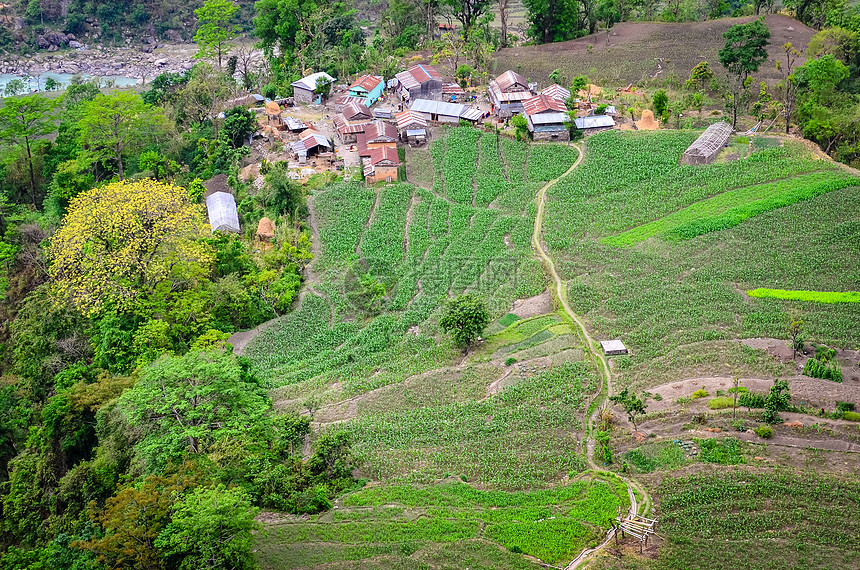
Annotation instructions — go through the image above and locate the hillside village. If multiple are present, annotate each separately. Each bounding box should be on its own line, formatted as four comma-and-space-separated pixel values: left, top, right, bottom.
0, 3, 858, 570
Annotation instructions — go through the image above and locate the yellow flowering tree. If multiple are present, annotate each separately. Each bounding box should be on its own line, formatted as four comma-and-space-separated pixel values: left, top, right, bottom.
49, 179, 214, 317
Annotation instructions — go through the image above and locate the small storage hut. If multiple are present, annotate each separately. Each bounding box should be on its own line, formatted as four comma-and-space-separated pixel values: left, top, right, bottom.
206, 191, 240, 233
574, 115, 616, 131
395, 109, 428, 142
680, 121, 733, 165
600, 340, 628, 356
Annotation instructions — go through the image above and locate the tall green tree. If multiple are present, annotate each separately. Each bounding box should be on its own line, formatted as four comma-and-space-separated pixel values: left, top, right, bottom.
193, 0, 240, 71
156, 486, 260, 570
719, 18, 771, 127
439, 293, 490, 351
76, 91, 171, 180
0, 95, 57, 205
522, 0, 582, 44
443, 0, 492, 41
117, 350, 271, 471
609, 387, 647, 432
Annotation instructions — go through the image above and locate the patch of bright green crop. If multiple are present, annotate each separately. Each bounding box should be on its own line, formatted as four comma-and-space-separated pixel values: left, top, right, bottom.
603, 172, 857, 246
747, 288, 860, 303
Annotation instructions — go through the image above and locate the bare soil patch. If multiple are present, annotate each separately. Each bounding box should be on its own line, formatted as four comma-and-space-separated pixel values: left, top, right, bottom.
510, 290, 553, 319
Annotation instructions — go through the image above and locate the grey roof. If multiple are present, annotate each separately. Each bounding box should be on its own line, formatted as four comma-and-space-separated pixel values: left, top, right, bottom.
575, 115, 616, 129
530, 112, 568, 125
600, 340, 627, 354
410, 98, 465, 117
205, 191, 240, 233
290, 71, 336, 91
460, 108, 484, 121
406, 129, 427, 136
285, 116, 307, 130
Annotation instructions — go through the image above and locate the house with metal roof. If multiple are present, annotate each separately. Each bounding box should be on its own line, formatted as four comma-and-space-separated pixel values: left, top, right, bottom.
333, 115, 370, 143
393, 64, 443, 101
291, 72, 336, 104
290, 129, 332, 163
541, 84, 571, 103
409, 99, 482, 124
342, 101, 373, 122
363, 146, 400, 185
524, 94, 569, 141
488, 70, 534, 117
348, 74, 385, 107
205, 191, 240, 233
356, 120, 398, 157
395, 110, 428, 141
574, 115, 616, 131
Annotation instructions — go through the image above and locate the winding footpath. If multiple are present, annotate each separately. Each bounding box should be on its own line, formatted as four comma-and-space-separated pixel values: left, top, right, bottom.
530, 144, 652, 569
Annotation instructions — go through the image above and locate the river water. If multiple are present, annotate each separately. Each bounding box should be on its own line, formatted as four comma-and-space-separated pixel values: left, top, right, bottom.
0, 72, 139, 93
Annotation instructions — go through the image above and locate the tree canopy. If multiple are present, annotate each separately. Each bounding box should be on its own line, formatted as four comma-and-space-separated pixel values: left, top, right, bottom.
48, 179, 213, 317
719, 18, 771, 126
439, 293, 490, 350
0, 95, 57, 205
193, 0, 240, 70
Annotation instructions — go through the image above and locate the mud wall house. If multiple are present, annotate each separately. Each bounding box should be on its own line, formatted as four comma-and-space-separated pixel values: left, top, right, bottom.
205, 191, 241, 233
348, 74, 385, 107
488, 70, 533, 117
393, 64, 444, 102
524, 94, 570, 142
364, 146, 400, 184
291, 72, 337, 104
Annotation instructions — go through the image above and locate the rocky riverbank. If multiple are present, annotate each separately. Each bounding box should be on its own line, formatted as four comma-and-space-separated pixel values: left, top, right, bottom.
0, 42, 199, 84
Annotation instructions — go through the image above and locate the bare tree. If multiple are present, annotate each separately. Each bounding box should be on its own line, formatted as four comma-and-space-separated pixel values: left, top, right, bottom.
499, 0, 509, 47
776, 42, 802, 134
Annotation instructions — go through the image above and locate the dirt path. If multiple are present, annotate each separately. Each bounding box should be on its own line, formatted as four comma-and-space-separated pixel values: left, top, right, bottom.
529, 145, 651, 569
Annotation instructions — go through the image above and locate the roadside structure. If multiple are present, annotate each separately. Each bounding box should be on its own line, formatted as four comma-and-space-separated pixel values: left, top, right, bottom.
363, 145, 400, 184
348, 74, 385, 107
680, 121, 733, 165
488, 70, 533, 117
205, 191, 240, 233
524, 94, 569, 141
291, 71, 336, 104
393, 64, 444, 101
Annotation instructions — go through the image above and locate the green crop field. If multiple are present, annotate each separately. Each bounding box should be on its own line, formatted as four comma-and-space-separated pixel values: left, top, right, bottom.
256, 476, 629, 569
654, 470, 860, 569
542, 130, 860, 387
747, 288, 860, 303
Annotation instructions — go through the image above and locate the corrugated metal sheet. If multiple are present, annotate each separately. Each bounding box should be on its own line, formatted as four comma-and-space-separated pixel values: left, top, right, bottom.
575, 115, 616, 129
460, 108, 483, 121
343, 101, 372, 121
205, 192, 240, 233
291, 72, 336, 91
410, 99, 465, 117
443, 82, 466, 95
350, 74, 383, 93
524, 94, 566, 115
530, 112, 568, 125
373, 108, 395, 119
395, 110, 427, 129
495, 70, 528, 92
285, 116, 306, 131
541, 84, 571, 102
406, 129, 427, 137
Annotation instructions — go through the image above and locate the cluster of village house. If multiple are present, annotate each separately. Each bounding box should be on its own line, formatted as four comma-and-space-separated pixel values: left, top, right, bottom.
205, 64, 619, 233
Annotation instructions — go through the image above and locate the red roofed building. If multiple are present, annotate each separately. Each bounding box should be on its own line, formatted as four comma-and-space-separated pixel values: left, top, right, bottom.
488, 70, 534, 117
348, 74, 385, 106
393, 64, 444, 101
523, 94, 569, 142
364, 145, 400, 184
356, 120, 398, 156
342, 101, 373, 122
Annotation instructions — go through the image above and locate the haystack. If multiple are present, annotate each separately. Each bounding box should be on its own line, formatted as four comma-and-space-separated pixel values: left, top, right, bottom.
636, 109, 659, 130
256, 217, 275, 241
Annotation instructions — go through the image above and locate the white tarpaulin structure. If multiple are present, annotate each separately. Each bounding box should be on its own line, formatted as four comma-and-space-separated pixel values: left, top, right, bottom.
206, 191, 240, 233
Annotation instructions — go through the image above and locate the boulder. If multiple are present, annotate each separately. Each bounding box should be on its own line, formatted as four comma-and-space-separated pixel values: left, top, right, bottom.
37, 35, 51, 49
68, 41, 83, 49
44, 31, 66, 46
165, 29, 183, 42
66, 33, 77, 41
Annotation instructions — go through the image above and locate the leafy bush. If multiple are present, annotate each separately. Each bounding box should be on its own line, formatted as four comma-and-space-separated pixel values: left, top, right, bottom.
691, 387, 709, 399
738, 391, 766, 409
708, 397, 735, 410
803, 357, 842, 382
836, 401, 855, 412
504, 357, 517, 366
754, 424, 774, 438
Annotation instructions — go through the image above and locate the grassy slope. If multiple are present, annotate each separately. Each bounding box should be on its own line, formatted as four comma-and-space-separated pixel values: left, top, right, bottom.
542, 130, 860, 389
492, 15, 816, 86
